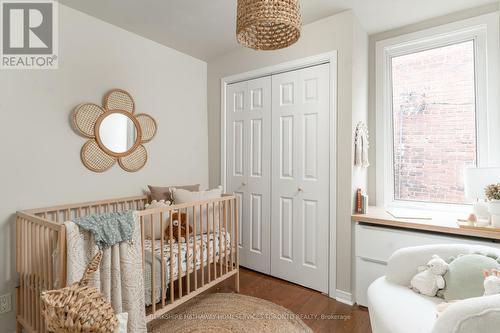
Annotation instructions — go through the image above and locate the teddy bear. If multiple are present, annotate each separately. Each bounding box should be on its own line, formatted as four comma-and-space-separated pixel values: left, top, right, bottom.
410, 255, 448, 296
165, 211, 192, 243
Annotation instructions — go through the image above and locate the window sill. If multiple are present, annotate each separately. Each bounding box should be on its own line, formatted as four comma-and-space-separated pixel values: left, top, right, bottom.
351, 206, 500, 240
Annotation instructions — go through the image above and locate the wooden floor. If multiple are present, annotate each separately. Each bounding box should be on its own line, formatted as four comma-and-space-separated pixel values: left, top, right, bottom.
211, 268, 372, 333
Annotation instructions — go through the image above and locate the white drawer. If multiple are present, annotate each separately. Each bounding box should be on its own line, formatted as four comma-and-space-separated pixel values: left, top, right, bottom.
355, 223, 481, 263
355, 257, 387, 307
354, 223, 500, 306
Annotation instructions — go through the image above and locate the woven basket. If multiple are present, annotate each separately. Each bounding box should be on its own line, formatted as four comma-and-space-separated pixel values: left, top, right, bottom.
236, 0, 302, 50
41, 252, 118, 333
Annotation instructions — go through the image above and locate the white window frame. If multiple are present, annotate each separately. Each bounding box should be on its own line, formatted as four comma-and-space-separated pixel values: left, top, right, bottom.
376, 13, 500, 211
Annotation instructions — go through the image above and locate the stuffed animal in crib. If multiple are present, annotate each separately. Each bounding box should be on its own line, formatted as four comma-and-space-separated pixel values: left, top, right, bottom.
411, 255, 449, 296
484, 268, 500, 296
165, 212, 192, 243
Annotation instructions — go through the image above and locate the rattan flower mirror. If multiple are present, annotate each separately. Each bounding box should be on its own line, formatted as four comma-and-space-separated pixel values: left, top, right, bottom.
72, 89, 157, 172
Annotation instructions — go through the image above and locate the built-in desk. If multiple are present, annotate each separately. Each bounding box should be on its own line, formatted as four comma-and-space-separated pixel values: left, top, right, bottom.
351, 207, 500, 306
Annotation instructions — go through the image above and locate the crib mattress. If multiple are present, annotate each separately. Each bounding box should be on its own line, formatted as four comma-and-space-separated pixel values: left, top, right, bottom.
143, 231, 231, 306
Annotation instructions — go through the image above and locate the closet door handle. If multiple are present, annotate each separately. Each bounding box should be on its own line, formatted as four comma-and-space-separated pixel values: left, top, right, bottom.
241, 182, 247, 187
297, 186, 304, 192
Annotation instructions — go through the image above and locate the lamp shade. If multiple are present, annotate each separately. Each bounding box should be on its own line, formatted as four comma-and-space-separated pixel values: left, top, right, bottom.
464, 167, 500, 199
236, 0, 302, 50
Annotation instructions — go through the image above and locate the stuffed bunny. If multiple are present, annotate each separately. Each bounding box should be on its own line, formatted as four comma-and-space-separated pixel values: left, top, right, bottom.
484, 269, 500, 296
411, 255, 448, 296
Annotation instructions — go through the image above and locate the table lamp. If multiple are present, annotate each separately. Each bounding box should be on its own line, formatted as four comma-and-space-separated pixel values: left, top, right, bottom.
464, 167, 500, 225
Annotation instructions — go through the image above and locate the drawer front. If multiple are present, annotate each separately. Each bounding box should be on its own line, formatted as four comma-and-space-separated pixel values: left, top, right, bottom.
355, 223, 479, 263
355, 257, 387, 307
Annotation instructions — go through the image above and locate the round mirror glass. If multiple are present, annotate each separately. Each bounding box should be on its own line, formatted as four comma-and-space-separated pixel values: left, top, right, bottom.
98, 113, 138, 154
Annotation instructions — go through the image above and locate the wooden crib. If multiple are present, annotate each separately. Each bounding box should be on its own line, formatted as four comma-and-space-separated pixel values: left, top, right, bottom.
16, 194, 239, 333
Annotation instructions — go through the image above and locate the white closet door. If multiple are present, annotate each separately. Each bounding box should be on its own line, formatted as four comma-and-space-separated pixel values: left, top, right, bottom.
226, 77, 272, 274
271, 63, 330, 293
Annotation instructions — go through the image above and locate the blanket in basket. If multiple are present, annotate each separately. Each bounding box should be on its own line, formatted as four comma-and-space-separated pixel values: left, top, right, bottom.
65, 213, 147, 333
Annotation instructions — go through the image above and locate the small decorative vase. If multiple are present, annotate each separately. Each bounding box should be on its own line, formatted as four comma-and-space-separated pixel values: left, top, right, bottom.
473, 201, 489, 220
488, 200, 500, 228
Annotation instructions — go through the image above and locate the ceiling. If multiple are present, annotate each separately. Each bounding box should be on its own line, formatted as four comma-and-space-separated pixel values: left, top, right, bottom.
59, 0, 497, 61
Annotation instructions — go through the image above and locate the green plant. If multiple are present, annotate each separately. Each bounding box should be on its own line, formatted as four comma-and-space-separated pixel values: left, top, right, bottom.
485, 183, 500, 201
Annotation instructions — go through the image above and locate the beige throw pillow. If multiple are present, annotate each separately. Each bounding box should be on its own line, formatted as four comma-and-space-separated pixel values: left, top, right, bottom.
148, 184, 200, 203
172, 186, 223, 235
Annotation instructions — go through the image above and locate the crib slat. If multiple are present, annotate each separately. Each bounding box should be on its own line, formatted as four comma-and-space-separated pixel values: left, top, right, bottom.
219, 202, 223, 276
169, 212, 174, 304
229, 200, 233, 272
43, 228, 49, 333
19, 219, 23, 320
206, 203, 210, 283
177, 209, 183, 298
235, 196, 240, 292
48, 230, 54, 289
33, 224, 38, 332
16, 217, 20, 274
224, 200, 228, 274
38, 225, 43, 331
151, 214, 156, 313
23, 219, 27, 321
192, 205, 197, 291
36, 225, 41, 331
212, 202, 216, 280
200, 204, 204, 287
160, 212, 166, 308
59, 225, 67, 288
28, 221, 33, 327
186, 208, 190, 295
43, 228, 49, 290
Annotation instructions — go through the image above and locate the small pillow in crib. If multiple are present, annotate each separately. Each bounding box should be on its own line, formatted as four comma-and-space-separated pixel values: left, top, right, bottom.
410, 255, 448, 296
148, 184, 200, 203
172, 186, 223, 235
143, 200, 171, 239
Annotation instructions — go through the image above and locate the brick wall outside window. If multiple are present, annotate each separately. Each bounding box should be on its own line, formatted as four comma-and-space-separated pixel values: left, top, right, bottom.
391, 41, 477, 204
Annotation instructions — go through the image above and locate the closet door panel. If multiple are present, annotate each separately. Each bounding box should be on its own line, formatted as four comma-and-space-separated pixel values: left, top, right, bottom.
271, 63, 330, 293
226, 77, 271, 274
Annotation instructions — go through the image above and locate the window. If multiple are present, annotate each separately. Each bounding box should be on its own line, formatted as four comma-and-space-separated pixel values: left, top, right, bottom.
376, 14, 500, 209
391, 41, 477, 204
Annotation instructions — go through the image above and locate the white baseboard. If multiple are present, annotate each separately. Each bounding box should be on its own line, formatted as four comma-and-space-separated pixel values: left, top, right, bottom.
335, 289, 354, 306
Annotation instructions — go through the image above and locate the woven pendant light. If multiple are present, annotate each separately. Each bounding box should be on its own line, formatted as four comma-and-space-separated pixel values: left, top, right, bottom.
237, 0, 302, 51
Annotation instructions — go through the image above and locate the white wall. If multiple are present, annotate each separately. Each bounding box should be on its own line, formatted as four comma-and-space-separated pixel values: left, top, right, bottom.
367, 3, 500, 204
207, 10, 368, 299
0, 4, 208, 330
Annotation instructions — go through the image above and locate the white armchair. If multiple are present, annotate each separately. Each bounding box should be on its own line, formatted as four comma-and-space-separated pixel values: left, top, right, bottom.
367, 244, 500, 333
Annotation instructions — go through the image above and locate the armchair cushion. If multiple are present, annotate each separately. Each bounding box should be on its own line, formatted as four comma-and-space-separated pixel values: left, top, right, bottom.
386, 244, 500, 287
442, 254, 500, 301
432, 295, 500, 333
368, 277, 441, 333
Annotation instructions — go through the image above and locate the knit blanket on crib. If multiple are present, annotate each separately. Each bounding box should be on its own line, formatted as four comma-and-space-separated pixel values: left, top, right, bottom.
72, 211, 135, 250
